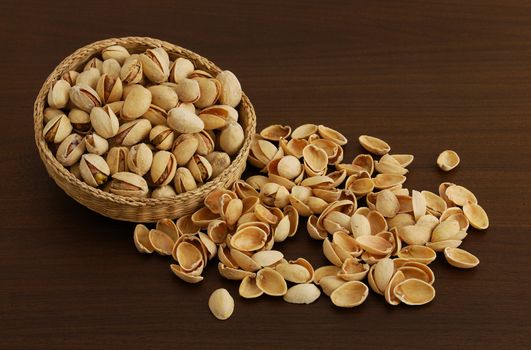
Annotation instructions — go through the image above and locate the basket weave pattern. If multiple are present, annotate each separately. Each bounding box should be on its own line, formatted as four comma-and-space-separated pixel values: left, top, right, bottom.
34, 37, 256, 222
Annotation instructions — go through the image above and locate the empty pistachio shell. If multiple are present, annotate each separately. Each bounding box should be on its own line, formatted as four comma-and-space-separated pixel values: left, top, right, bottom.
219, 121, 245, 156
167, 107, 204, 133
69, 84, 101, 112
90, 105, 119, 139
150, 150, 177, 186
283, 283, 321, 304
56, 133, 85, 166
412, 189, 427, 221
133, 224, 154, 253
444, 247, 480, 268
171, 264, 204, 283
398, 245, 437, 264
79, 154, 110, 187
376, 189, 400, 218
463, 202, 489, 229
393, 278, 435, 305
127, 143, 153, 176
260, 124, 291, 141
330, 281, 369, 308
358, 135, 391, 155
256, 267, 287, 296
170, 58, 194, 83
84, 132, 109, 155
47, 80, 71, 109
437, 150, 460, 171
122, 85, 152, 121
239, 275, 264, 298
445, 185, 478, 206
384, 270, 406, 305
140, 47, 170, 83
231, 226, 267, 251
114, 119, 151, 146
216, 70, 242, 107
109, 172, 148, 198
43, 114, 72, 144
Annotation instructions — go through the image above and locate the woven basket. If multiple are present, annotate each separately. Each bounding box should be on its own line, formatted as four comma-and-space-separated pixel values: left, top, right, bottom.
34, 37, 256, 223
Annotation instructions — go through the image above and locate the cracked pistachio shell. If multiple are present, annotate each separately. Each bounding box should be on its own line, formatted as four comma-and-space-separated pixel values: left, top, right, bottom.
96, 74, 123, 103
43, 114, 72, 144
102, 45, 130, 64
150, 150, 177, 186
152, 184, 177, 199
90, 106, 119, 139
205, 151, 231, 178
56, 133, 85, 166
143, 104, 168, 126
114, 119, 151, 146
170, 58, 194, 83
437, 150, 460, 171
127, 143, 153, 176
256, 267, 287, 296
393, 278, 435, 305
330, 281, 369, 308
173, 167, 197, 193
61, 71, 79, 86
121, 85, 152, 121
187, 154, 212, 183
101, 58, 121, 79
148, 85, 178, 111
44, 107, 64, 123
68, 109, 91, 134
140, 47, 170, 83
171, 133, 199, 166
79, 153, 110, 187
283, 283, 321, 304
208, 288, 234, 321
199, 105, 238, 130
194, 131, 215, 155
194, 78, 221, 109
216, 70, 242, 107
83, 57, 103, 73
47, 79, 71, 109
76, 68, 100, 89
106, 146, 128, 174
219, 121, 244, 157
69, 84, 101, 112
167, 107, 204, 133
110, 172, 148, 198
444, 247, 480, 269
174, 78, 200, 103
149, 125, 174, 150
120, 56, 143, 85
277, 155, 302, 180
463, 202, 489, 230
358, 135, 391, 155
84, 132, 109, 155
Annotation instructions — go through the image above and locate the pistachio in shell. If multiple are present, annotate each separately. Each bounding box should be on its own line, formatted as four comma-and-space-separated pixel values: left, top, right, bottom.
56, 133, 85, 166
47, 79, 71, 109
79, 153, 110, 187
150, 150, 177, 186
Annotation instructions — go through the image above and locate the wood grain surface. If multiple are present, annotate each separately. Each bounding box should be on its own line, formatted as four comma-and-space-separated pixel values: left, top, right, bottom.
1, 0, 531, 349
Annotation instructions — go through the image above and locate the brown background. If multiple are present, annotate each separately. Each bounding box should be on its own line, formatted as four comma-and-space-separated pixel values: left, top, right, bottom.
1, 0, 531, 349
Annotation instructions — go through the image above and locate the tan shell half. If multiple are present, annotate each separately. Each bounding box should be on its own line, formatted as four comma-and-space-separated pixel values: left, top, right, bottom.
170, 264, 203, 284
148, 229, 174, 256
384, 270, 406, 305
256, 267, 288, 296
230, 226, 268, 252
314, 265, 341, 285
330, 281, 369, 308
239, 275, 264, 298
133, 224, 154, 253
463, 202, 489, 230
283, 283, 321, 304
397, 245, 436, 264
275, 258, 314, 283
260, 124, 292, 141
437, 150, 460, 171
338, 258, 369, 281
444, 247, 480, 268
393, 278, 436, 305
358, 135, 391, 155
445, 185, 478, 206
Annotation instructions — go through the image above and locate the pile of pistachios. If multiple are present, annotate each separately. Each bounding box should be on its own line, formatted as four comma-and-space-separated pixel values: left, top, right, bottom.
43, 45, 245, 198
134, 124, 490, 320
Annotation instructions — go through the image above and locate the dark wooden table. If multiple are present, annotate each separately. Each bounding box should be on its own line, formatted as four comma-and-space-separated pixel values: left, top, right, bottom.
2, 0, 531, 349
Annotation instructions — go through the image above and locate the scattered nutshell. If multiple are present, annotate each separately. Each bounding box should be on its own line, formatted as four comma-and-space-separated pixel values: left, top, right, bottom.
437, 150, 460, 171
208, 288, 234, 320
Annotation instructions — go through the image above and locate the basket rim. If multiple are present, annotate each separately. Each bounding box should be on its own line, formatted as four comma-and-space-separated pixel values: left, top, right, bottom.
34, 36, 256, 207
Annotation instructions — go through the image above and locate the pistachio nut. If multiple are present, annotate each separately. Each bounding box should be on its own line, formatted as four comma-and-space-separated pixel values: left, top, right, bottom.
148, 85, 178, 111
187, 154, 213, 183
76, 67, 101, 89
205, 151, 231, 178
150, 150, 177, 186
89, 105, 119, 139
83, 57, 103, 73
47, 79, 71, 109
167, 107, 204, 133
114, 119, 151, 146
194, 78, 221, 109
152, 184, 177, 199
102, 45, 130, 64
101, 58, 121, 79
194, 131, 215, 155
43, 114, 72, 144
198, 104, 238, 130
121, 85, 152, 121
84, 133, 109, 155
140, 47, 170, 83
142, 104, 168, 126
68, 108, 92, 134
174, 78, 200, 103
127, 143, 153, 176
95, 74, 123, 104
69, 162, 82, 180
106, 146, 129, 174
170, 57, 194, 83
56, 133, 86, 166
61, 71, 79, 86
219, 121, 245, 156
109, 171, 149, 198
79, 154, 110, 187
149, 125, 174, 150
208, 288, 234, 321
173, 167, 197, 193
216, 70, 242, 107
69, 84, 102, 112
120, 56, 143, 85
172, 133, 199, 166
44, 107, 65, 123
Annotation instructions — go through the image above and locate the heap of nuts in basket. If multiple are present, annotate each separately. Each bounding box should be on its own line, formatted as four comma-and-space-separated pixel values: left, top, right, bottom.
43, 45, 245, 198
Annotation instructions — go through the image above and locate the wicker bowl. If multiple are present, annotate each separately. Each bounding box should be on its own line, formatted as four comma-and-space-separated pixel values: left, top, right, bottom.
34, 37, 256, 223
